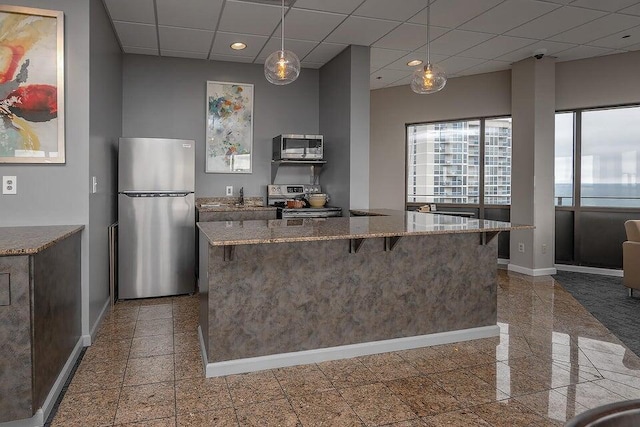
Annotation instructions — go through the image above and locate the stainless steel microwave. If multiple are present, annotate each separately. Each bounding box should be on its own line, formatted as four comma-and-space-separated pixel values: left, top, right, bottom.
273, 134, 323, 160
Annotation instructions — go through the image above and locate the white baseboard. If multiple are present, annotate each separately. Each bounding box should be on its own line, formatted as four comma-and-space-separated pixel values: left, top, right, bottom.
201, 325, 500, 378
555, 264, 623, 277
81, 297, 111, 346
198, 326, 209, 373
0, 337, 84, 427
507, 263, 557, 277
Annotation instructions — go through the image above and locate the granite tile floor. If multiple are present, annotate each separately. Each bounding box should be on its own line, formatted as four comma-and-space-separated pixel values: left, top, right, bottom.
52, 270, 640, 426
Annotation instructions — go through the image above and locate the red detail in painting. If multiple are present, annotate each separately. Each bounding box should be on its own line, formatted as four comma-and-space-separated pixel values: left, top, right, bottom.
0, 45, 25, 84
7, 84, 57, 122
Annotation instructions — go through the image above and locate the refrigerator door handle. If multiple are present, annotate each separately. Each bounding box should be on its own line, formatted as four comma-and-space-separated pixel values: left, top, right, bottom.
122, 191, 192, 197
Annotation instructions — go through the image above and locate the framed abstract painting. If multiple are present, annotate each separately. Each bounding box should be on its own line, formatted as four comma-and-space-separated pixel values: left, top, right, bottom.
205, 80, 253, 173
0, 5, 65, 164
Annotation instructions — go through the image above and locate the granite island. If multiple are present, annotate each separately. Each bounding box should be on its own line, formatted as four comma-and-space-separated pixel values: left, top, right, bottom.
197, 211, 531, 377
0, 225, 83, 425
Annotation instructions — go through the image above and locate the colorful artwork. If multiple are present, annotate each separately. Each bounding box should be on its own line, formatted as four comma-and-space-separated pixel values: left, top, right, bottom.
206, 81, 253, 173
0, 6, 64, 164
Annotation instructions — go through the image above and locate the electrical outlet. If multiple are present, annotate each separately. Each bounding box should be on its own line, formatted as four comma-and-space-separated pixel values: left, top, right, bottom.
542, 244, 547, 254
518, 243, 525, 253
2, 176, 17, 195
226, 186, 233, 196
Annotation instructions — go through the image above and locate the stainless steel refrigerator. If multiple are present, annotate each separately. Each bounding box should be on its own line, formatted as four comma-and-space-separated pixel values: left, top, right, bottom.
118, 137, 195, 299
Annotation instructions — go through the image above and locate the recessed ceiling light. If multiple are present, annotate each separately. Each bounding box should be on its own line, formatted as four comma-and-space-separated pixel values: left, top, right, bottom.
407, 59, 423, 67
230, 42, 247, 50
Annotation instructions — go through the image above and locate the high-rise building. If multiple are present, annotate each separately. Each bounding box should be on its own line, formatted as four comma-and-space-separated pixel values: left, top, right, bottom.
407, 118, 512, 205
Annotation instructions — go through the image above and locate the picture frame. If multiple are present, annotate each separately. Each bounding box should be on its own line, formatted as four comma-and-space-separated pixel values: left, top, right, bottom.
0, 5, 65, 164
205, 80, 254, 174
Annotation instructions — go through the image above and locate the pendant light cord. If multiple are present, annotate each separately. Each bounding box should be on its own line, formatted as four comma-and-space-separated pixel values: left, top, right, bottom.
281, 0, 285, 52
426, 0, 431, 64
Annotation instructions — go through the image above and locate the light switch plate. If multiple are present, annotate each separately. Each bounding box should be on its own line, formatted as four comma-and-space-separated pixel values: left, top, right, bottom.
226, 186, 233, 196
2, 176, 17, 195
91, 176, 97, 194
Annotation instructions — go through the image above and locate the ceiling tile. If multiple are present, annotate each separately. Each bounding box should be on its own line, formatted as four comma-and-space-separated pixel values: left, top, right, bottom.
505, 6, 606, 39
496, 39, 576, 62
325, 16, 400, 46
113, 21, 158, 49
429, 29, 495, 56
550, 13, 640, 44
460, 0, 560, 34
588, 25, 640, 49
156, 0, 223, 30
554, 45, 615, 61
104, 0, 155, 24
303, 42, 348, 63
292, 0, 363, 14
123, 46, 158, 55
458, 35, 537, 60
457, 60, 511, 76
370, 69, 411, 89
409, 0, 503, 29
273, 9, 346, 42
210, 32, 268, 57
438, 56, 487, 73
353, 0, 426, 22
385, 74, 413, 88
218, 0, 282, 36
625, 41, 640, 50
619, 3, 640, 15
158, 26, 214, 53
384, 51, 449, 71
161, 49, 209, 60
373, 23, 447, 51
569, 0, 639, 12
370, 47, 409, 69
256, 38, 318, 60
209, 54, 255, 63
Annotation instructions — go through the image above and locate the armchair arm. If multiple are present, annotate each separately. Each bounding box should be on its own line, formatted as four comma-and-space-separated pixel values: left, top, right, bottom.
623, 241, 640, 289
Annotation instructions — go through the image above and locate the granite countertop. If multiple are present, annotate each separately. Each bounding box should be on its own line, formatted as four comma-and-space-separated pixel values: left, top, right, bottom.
196, 196, 276, 212
198, 210, 533, 246
0, 225, 84, 256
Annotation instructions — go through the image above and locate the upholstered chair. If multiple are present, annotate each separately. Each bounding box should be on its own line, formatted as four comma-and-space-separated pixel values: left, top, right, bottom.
623, 220, 640, 297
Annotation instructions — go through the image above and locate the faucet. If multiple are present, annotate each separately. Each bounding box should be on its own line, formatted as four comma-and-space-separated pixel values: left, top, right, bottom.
239, 187, 244, 206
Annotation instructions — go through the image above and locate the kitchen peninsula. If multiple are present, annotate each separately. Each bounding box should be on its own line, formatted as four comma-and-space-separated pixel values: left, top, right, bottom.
197, 211, 530, 377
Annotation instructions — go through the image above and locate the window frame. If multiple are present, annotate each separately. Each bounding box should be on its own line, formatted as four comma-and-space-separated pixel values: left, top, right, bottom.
405, 115, 512, 212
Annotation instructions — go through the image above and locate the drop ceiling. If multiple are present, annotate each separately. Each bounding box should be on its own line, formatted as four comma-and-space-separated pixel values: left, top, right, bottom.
103, 0, 640, 90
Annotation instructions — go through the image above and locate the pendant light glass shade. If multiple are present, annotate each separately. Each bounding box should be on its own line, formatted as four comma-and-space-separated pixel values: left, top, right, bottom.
264, 0, 300, 85
411, 0, 446, 94
265, 49, 300, 85
410, 63, 447, 94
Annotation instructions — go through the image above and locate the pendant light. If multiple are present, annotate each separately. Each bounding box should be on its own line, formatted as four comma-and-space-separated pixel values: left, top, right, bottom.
411, 0, 447, 94
264, 0, 300, 85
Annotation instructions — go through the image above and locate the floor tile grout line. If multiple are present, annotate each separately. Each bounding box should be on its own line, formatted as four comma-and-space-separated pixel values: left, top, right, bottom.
271, 367, 305, 426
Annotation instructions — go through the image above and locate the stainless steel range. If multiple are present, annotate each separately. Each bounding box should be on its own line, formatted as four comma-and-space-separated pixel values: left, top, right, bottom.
267, 184, 342, 218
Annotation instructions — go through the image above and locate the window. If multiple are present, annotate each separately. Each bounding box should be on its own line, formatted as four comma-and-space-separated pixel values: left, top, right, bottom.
407, 117, 512, 205
581, 107, 640, 207
555, 112, 574, 207
554, 106, 640, 208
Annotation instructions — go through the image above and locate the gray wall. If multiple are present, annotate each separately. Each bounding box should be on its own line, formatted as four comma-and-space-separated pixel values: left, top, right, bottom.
122, 55, 319, 199
0, 0, 92, 335
88, 0, 122, 329
319, 45, 371, 213
349, 46, 370, 210
319, 47, 352, 213
556, 51, 640, 110
369, 70, 512, 209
